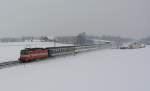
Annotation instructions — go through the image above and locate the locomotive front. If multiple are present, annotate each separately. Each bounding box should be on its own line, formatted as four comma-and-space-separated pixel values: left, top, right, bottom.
19, 49, 31, 62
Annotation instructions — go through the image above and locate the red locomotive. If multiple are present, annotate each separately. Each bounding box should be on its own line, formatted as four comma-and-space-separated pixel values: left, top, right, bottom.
19, 48, 49, 62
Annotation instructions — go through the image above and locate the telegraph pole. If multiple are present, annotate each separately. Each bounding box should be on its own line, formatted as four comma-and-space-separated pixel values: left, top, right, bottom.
74, 37, 77, 56
54, 39, 56, 47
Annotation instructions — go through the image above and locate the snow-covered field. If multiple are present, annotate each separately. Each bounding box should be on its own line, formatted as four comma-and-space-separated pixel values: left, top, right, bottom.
0, 42, 72, 62
0, 44, 150, 91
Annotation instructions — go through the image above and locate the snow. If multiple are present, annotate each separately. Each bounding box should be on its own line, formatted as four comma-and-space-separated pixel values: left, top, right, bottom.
0, 44, 150, 91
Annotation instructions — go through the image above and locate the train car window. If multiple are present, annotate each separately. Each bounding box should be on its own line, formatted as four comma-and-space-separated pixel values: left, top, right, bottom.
63, 48, 65, 52
50, 50, 53, 53
56, 49, 58, 52
62, 48, 65, 52
53, 49, 56, 53
55, 49, 57, 53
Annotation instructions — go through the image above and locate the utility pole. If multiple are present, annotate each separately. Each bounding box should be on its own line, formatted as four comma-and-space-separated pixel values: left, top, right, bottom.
73, 37, 77, 56
54, 39, 56, 47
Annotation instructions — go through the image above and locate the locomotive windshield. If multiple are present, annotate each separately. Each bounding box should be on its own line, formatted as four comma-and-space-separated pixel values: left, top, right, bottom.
21, 50, 28, 55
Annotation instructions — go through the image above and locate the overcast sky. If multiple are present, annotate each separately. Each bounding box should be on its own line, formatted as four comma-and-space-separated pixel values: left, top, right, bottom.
0, 0, 149, 38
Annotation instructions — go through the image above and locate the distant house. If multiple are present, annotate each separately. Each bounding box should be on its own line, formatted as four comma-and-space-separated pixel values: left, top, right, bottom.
128, 42, 145, 49
40, 36, 53, 42
120, 42, 145, 49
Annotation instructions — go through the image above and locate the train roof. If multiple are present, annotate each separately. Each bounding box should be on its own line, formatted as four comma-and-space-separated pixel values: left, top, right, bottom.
46, 46, 75, 49
22, 48, 45, 51
21, 46, 75, 51
21, 44, 106, 51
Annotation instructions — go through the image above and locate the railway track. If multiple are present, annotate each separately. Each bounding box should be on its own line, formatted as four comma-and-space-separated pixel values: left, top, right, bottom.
0, 44, 112, 70
0, 60, 21, 69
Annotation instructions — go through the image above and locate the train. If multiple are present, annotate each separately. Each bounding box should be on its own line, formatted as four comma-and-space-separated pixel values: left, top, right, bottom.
19, 44, 111, 62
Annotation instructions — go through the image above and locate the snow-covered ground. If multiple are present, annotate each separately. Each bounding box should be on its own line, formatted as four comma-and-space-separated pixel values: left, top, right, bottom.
0, 42, 72, 62
0, 44, 150, 91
